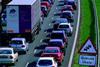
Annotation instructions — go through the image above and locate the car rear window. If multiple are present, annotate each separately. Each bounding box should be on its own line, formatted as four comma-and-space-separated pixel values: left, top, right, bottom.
38, 60, 52, 66
59, 25, 69, 28
45, 48, 59, 53
67, 2, 75, 5
10, 40, 23, 44
51, 33, 64, 38
0, 50, 12, 54
49, 41, 62, 46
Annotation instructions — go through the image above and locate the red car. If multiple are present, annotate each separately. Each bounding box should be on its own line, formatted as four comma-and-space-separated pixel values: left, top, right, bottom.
41, 1, 51, 11
61, 5, 74, 14
41, 47, 64, 65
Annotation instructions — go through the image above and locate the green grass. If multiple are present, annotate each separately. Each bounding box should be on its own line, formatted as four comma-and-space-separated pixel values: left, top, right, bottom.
95, 0, 100, 35
72, 0, 94, 67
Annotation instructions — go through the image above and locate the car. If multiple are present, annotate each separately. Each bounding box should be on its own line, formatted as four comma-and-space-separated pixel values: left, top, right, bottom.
47, 39, 66, 55
41, 47, 64, 65
36, 57, 58, 67
64, 0, 77, 10
50, 30, 68, 44
0, 47, 18, 64
48, 39, 66, 48
9, 38, 29, 53
41, 5, 48, 17
60, 11, 74, 22
41, 0, 54, 4
58, 23, 73, 36
61, 5, 74, 14
52, 18, 68, 30
41, 1, 51, 11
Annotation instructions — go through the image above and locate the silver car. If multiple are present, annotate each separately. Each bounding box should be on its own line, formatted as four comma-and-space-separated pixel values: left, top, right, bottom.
9, 38, 29, 53
0, 47, 18, 64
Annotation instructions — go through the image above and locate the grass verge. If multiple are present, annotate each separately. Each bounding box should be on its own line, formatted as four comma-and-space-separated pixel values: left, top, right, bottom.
95, 0, 100, 33
72, 0, 96, 67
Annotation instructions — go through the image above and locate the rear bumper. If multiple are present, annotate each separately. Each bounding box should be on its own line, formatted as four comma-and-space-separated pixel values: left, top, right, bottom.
14, 48, 27, 52
0, 59, 15, 64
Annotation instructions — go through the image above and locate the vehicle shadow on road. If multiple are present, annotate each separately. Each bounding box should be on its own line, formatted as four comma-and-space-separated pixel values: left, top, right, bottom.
44, 28, 53, 33
35, 44, 47, 50
42, 39, 50, 43
34, 51, 43, 57
27, 61, 36, 67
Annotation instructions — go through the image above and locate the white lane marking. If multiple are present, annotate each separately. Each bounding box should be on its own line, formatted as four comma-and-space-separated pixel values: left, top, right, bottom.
34, 49, 37, 54
68, 0, 80, 67
25, 62, 29, 67
40, 39, 43, 42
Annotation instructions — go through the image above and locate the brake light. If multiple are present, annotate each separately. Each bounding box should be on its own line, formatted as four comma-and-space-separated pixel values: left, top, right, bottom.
61, 46, 64, 48
10, 56, 13, 59
64, 38, 66, 42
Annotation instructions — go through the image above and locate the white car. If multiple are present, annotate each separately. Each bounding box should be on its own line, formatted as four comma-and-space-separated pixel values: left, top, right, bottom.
0, 47, 18, 64
36, 57, 58, 67
58, 23, 73, 36
9, 38, 29, 53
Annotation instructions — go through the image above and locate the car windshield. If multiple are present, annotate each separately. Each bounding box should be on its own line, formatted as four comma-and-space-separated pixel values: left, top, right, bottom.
10, 40, 23, 44
51, 33, 64, 39
38, 60, 52, 66
59, 25, 69, 28
0, 50, 12, 54
61, 13, 71, 18
68, 2, 74, 5
45, 48, 59, 53
41, 7, 46, 11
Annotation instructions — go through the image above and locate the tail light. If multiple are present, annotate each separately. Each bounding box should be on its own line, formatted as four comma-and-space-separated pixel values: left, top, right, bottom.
10, 56, 13, 59
61, 46, 64, 48
64, 38, 67, 42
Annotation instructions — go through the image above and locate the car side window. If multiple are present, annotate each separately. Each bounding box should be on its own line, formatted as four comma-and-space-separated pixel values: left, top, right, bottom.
14, 50, 17, 54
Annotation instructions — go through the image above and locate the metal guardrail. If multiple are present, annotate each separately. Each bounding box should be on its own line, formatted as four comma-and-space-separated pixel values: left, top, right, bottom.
91, 0, 99, 67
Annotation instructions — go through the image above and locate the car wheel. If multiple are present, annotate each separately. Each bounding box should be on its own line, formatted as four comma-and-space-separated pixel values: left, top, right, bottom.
16, 59, 18, 62
58, 62, 61, 66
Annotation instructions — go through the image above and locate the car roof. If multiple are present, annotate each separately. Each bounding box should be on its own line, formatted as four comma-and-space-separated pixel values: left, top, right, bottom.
45, 47, 60, 49
59, 23, 70, 25
55, 18, 68, 23
11, 38, 25, 41
0, 47, 13, 50
64, 5, 72, 7
52, 30, 65, 33
39, 57, 54, 60
67, 0, 75, 2
50, 39, 63, 42
62, 10, 72, 13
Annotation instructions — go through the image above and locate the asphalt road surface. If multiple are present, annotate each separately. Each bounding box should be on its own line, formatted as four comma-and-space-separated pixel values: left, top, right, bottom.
0, 0, 78, 67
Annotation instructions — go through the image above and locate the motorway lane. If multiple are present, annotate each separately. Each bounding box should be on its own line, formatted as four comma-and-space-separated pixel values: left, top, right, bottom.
6, 0, 78, 67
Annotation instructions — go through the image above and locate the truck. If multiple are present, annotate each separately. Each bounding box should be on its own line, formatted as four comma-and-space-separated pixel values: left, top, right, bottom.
0, 0, 41, 45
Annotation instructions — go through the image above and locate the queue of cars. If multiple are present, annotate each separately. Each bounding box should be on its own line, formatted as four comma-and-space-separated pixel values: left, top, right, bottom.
41, 0, 55, 17
0, 0, 77, 66
0, 0, 55, 65
0, 37, 28, 65
35, 0, 77, 67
